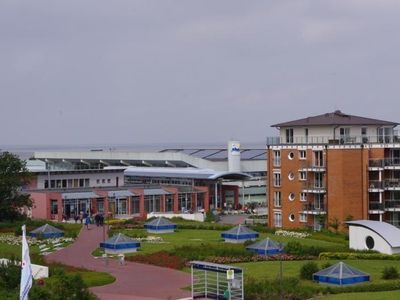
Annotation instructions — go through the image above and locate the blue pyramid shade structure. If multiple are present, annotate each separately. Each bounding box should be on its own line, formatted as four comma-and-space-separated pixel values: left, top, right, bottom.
246, 238, 284, 255
313, 262, 370, 285
221, 224, 259, 241
30, 224, 64, 238
100, 233, 140, 253
144, 217, 177, 233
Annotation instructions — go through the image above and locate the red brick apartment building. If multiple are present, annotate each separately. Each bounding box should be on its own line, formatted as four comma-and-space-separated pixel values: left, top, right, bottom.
267, 110, 400, 230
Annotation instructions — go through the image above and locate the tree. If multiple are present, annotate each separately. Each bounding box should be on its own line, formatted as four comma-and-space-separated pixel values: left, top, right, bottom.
0, 152, 32, 221
328, 217, 341, 234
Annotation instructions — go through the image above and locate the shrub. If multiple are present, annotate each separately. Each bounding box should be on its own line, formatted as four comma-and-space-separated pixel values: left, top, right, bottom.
245, 276, 314, 300
300, 262, 319, 280
382, 266, 400, 280
285, 241, 325, 257
319, 252, 398, 261
127, 251, 186, 269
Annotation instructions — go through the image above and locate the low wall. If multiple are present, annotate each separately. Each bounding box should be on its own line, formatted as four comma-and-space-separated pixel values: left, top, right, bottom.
147, 212, 205, 222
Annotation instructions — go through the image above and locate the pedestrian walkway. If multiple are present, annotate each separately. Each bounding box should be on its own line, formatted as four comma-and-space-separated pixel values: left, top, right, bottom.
45, 225, 190, 300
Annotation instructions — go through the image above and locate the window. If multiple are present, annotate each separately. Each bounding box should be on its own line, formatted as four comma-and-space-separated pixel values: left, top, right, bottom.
85, 178, 90, 187
314, 151, 324, 167
339, 127, 351, 143
299, 213, 307, 222
289, 213, 295, 222
273, 172, 281, 187
299, 150, 306, 160
286, 128, 294, 143
79, 178, 84, 187
305, 128, 309, 143
97, 200, 104, 213
288, 192, 295, 201
107, 179, 111, 183
273, 191, 281, 207
299, 171, 307, 181
96, 179, 100, 184
300, 192, 307, 201
365, 236, 375, 250
288, 172, 295, 181
102, 179, 106, 184
273, 150, 281, 167
315, 173, 324, 188
274, 212, 282, 227
44, 180, 49, 189
288, 152, 295, 160
50, 200, 58, 215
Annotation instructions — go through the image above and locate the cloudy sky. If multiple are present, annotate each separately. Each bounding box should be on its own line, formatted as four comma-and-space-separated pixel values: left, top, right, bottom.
1, 0, 400, 148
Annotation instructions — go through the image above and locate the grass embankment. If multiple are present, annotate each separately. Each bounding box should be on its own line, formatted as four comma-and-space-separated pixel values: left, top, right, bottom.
0, 221, 114, 288
316, 289, 400, 300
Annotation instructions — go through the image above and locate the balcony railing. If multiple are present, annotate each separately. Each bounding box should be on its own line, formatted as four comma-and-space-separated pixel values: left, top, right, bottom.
385, 200, 400, 209
368, 180, 384, 189
302, 203, 326, 212
300, 162, 326, 170
385, 158, 400, 167
369, 159, 384, 168
266, 135, 400, 146
369, 202, 384, 210
302, 181, 326, 191
384, 179, 400, 189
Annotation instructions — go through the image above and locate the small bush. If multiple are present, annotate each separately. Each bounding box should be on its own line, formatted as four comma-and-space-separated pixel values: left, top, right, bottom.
300, 262, 319, 280
382, 266, 400, 280
285, 241, 326, 257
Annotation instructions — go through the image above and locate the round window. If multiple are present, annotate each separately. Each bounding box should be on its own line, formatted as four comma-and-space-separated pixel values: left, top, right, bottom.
288, 172, 295, 181
365, 236, 375, 250
288, 152, 295, 160
288, 192, 295, 201
289, 213, 295, 222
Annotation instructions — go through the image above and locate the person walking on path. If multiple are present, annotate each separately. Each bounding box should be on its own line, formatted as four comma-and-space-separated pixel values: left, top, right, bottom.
85, 214, 91, 229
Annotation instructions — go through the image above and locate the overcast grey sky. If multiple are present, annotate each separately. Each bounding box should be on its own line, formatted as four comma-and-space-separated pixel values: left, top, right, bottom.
1, 0, 400, 147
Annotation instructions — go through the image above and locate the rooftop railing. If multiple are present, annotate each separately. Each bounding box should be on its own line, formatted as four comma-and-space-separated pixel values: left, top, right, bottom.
266, 135, 400, 146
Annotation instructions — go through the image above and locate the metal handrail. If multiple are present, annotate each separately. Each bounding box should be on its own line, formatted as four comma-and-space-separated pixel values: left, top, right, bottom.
266, 135, 400, 145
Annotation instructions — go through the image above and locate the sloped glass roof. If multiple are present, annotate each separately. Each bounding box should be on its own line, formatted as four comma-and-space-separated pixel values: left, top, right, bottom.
246, 238, 283, 251
103, 233, 139, 245
313, 262, 369, 279
145, 217, 176, 227
222, 224, 258, 236
30, 224, 64, 235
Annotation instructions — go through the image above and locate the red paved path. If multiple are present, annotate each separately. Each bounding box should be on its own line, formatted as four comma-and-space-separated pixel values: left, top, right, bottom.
45, 226, 191, 300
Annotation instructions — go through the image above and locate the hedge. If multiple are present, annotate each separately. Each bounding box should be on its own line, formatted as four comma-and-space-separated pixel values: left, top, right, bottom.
319, 252, 400, 261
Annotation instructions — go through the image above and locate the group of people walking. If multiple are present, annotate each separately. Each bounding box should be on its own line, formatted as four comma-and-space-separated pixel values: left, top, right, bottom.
73, 211, 105, 229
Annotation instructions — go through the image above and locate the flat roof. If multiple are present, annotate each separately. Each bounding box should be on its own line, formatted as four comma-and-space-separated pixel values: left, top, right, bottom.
124, 167, 252, 180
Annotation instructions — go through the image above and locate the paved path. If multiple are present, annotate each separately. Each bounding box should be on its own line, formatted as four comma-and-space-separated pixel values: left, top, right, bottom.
45, 225, 191, 300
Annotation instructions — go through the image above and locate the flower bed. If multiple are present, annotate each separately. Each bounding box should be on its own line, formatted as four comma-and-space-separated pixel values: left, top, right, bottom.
126, 251, 186, 269
275, 230, 311, 239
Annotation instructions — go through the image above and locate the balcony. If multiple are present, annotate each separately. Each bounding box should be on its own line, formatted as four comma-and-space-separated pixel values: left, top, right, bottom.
368, 180, 384, 191
384, 200, 400, 211
384, 157, 400, 168
302, 181, 326, 193
369, 159, 384, 170
384, 179, 400, 190
266, 134, 400, 146
300, 162, 325, 172
368, 202, 384, 214
301, 203, 326, 215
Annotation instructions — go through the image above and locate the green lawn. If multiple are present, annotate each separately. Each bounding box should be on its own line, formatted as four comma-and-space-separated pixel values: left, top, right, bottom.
77, 271, 115, 287
315, 290, 400, 300
103, 228, 347, 257
236, 259, 400, 283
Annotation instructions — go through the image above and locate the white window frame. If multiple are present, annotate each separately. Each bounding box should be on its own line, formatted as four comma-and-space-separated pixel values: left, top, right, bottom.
273, 172, 281, 187
299, 171, 307, 181
273, 150, 281, 167
299, 213, 307, 223
300, 192, 307, 202
299, 150, 306, 160
273, 191, 281, 207
274, 212, 282, 228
